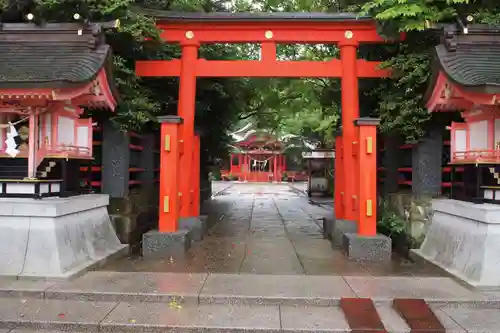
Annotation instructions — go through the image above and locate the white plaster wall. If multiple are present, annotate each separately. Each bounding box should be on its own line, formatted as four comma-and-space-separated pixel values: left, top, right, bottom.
0, 114, 4, 150
454, 129, 466, 152
415, 199, 500, 287
469, 120, 488, 150
0, 194, 126, 278
57, 116, 75, 146
77, 125, 89, 149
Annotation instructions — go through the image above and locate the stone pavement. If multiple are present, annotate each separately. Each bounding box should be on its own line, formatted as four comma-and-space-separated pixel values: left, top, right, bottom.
101, 183, 441, 276
2, 183, 500, 331
1, 272, 500, 332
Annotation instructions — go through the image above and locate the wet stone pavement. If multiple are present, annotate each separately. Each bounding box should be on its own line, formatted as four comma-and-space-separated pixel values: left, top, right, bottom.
100, 183, 441, 276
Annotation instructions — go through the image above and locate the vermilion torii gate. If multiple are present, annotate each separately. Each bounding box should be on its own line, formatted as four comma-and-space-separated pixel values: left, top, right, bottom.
136, 11, 397, 260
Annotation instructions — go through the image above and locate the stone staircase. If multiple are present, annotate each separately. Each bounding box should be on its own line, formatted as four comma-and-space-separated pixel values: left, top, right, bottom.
0, 272, 499, 332
36, 159, 58, 178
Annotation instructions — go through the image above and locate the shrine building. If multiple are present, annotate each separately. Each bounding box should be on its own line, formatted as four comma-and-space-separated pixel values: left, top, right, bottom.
225, 129, 288, 182
0, 20, 126, 278
414, 21, 500, 288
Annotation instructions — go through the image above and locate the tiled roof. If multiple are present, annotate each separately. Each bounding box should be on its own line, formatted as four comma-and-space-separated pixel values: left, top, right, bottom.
432, 24, 500, 94
139, 9, 370, 22
0, 22, 113, 89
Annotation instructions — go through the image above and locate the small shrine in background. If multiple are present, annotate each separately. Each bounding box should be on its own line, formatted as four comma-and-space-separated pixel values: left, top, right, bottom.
415, 21, 500, 288
228, 129, 287, 182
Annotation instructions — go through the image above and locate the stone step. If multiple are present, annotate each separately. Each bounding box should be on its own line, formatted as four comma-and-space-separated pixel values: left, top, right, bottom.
0, 272, 499, 307
1, 296, 497, 332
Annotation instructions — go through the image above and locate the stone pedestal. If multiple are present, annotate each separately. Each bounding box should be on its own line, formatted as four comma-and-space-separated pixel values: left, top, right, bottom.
412, 199, 500, 288
342, 233, 392, 262
330, 219, 358, 248
179, 216, 205, 241
142, 230, 191, 259
0, 195, 127, 278
322, 217, 334, 240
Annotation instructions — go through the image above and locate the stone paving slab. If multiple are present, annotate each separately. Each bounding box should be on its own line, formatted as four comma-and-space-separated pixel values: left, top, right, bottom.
99, 302, 281, 333
344, 276, 477, 302
199, 274, 355, 305
2, 297, 500, 332
0, 279, 59, 298
45, 272, 207, 302
439, 306, 500, 332
1, 273, 495, 306
280, 305, 349, 332
0, 297, 117, 332
8, 328, 87, 333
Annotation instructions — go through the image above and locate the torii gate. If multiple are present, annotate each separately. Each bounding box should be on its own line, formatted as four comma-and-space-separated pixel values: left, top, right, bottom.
136, 11, 397, 257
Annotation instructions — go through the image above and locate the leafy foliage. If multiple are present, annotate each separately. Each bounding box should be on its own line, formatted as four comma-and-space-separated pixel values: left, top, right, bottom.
359, 0, 500, 142
377, 199, 406, 237
0, 0, 261, 161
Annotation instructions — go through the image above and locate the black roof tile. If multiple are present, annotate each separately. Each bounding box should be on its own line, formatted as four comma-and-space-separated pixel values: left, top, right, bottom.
0, 22, 113, 89
139, 9, 370, 22
432, 23, 500, 94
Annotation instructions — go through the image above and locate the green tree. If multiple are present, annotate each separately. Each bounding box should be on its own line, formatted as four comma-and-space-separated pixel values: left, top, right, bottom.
359, 0, 500, 142
1, 0, 263, 161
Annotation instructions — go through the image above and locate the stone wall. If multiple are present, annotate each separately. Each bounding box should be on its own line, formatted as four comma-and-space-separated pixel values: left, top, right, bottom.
379, 126, 445, 248
386, 192, 433, 247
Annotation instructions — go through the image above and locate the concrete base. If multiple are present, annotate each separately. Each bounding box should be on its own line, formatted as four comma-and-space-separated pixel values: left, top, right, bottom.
0, 194, 127, 279
199, 214, 209, 230
142, 229, 191, 259
178, 217, 206, 241
412, 199, 500, 288
342, 233, 392, 262
322, 217, 334, 240
331, 219, 358, 248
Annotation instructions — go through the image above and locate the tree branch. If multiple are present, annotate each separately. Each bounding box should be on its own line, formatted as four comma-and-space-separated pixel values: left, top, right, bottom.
238, 110, 279, 120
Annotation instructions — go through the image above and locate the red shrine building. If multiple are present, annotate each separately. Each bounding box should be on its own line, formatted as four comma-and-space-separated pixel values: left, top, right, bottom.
226, 130, 287, 182
0, 21, 118, 197
414, 21, 500, 288
425, 23, 500, 203
0, 20, 125, 279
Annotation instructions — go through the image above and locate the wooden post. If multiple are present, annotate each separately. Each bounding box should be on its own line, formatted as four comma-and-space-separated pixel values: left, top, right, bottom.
192, 133, 201, 216
276, 153, 281, 181
244, 154, 248, 181
27, 113, 38, 178
158, 115, 183, 233
334, 131, 344, 219
339, 39, 360, 222
355, 118, 379, 236
177, 41, 199, 218
273, 153, 278, 182
229, 153, 233, 174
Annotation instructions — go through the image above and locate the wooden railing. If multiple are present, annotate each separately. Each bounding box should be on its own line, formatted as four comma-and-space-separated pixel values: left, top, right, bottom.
452, 149, 500, 163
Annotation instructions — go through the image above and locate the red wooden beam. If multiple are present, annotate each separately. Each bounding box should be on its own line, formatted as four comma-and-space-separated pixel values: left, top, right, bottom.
158, 24, 385, 44
136, 59, 389, 78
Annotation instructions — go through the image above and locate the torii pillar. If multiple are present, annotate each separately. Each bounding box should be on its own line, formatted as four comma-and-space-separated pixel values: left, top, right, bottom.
173, 40, 206, 242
